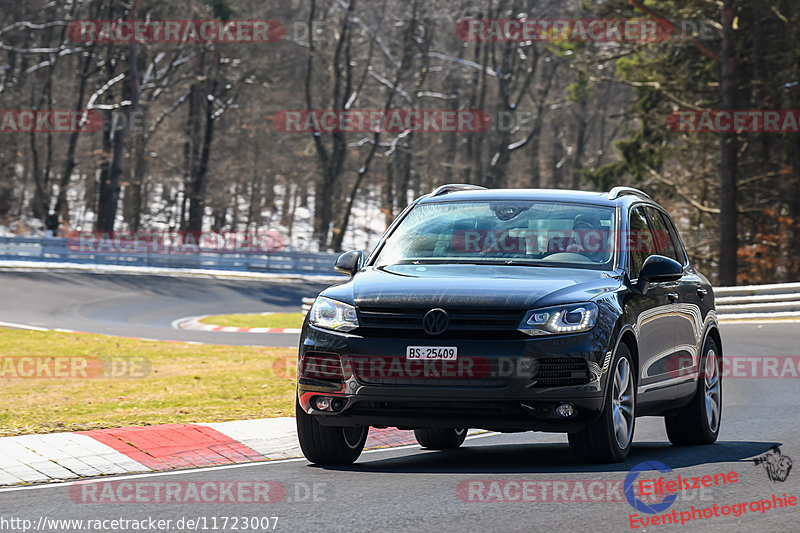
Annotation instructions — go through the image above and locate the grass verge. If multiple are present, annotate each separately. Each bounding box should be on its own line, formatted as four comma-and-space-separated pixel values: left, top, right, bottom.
0, 329, 297, 437
199, 312, 305, 329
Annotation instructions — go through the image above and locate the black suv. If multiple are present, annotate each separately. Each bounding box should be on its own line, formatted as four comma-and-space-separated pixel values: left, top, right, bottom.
296, 185, 722, 464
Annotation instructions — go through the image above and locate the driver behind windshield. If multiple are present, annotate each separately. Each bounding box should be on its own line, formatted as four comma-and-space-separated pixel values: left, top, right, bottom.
565, 214, 609, 262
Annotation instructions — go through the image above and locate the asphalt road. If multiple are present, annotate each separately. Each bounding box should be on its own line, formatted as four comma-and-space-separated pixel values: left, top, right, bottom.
1, 354, 798, 533
0, 271, 798, 532
0, 271, 331, 347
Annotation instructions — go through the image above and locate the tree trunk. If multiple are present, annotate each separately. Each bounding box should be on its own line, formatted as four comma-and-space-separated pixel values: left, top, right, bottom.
306, 0, 355, 249
571, 100, 588, 189
55, 45, 95, 230
124, 124, 147, 232
96, 1, 141, 232
186, 77, 217, 232
718, 0, 738, 285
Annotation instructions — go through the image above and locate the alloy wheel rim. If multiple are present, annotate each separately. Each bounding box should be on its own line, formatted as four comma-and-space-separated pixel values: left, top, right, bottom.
612, 357, 635, 449
704, 349, 721, 433
342, 426, 366, 449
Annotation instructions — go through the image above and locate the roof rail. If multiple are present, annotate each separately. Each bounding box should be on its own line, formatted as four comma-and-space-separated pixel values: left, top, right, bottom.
429, 183, 487, 197
608, 186, 651, 201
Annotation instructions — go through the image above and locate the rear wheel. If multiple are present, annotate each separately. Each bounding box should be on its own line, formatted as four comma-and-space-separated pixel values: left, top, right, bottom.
296, 400, 367, 465
665, 338, 722, 445
568, 343, 636, 463
414, 428, 467, 450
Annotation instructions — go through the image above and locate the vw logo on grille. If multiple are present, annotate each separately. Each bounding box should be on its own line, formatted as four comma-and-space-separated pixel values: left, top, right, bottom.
423, 308, 449, 335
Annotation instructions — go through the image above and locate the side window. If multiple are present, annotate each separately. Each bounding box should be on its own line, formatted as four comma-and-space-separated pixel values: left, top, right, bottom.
661, 212, 688, 265
628, 207, 656, 279
644, 207, 681, 263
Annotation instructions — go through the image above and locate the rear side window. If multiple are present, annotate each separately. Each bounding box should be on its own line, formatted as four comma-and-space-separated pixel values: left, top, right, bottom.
628, 207, 655, 279
660, 212, 688, 265
644, 207, 681, 263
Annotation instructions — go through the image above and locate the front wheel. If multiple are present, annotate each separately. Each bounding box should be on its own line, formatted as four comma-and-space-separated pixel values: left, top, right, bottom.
296, 400, 367, 465
568, 343, 636, 463
665, 338, 722, 445
414, 428, 467, 450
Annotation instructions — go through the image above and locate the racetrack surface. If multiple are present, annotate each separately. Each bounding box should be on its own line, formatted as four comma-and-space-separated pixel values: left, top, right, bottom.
0, 271, 798, 531
0, 357, 798, 533
0, 271, 331, 347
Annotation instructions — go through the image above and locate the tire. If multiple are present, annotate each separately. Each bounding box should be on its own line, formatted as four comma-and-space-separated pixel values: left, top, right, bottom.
568, 342, 636, 463
296, 399, 367, 465
665, 338, 722, 445
414, 428, 467, 450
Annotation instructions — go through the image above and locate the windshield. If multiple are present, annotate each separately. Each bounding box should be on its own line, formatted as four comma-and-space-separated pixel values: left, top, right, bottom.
373, 200, 616, 270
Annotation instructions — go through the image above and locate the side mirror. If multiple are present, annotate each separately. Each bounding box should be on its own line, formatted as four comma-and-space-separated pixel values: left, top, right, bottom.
334, 250, 363, 277
636, 255, 683, 294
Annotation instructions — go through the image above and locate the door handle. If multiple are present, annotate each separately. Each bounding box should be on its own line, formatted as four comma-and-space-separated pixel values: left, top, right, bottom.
668, 292, 679, 303
697, 288, 708, 299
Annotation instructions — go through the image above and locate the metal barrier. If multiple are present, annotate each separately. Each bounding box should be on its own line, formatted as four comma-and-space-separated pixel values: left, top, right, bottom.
2, 236, 798, 320
0, 236, 341, 276
301, 297, 316, 314
715, 282, 800, 320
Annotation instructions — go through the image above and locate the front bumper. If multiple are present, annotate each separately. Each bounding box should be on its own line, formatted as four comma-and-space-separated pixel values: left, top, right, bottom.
297, 324, 612, 433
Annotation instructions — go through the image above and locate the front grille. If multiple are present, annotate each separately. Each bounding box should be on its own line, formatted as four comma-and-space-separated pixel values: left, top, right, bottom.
350, 356, 507, 388
355, 376, 508, 387
530, 357, 590, 387
357, 307, 523, 332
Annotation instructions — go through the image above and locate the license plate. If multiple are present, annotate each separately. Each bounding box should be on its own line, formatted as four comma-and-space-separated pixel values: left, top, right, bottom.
406, 346, 458, 360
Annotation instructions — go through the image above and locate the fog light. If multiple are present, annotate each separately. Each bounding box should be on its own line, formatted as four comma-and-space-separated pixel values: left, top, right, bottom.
331, 398, 345, 412
314, 397, 331, 411
555, 403, 575, 418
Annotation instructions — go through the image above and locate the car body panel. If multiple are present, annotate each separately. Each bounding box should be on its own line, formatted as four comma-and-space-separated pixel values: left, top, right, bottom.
298, 187, 721, 434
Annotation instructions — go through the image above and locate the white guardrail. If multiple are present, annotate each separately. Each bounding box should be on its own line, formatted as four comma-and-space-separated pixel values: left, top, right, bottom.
302, 297, 316, 314
0, 236, 797, 321
715, 282, 800, 320
0, 236, 341, 276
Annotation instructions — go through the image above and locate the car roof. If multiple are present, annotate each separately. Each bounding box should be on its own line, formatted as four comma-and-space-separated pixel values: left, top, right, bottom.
416, 188, 660, 209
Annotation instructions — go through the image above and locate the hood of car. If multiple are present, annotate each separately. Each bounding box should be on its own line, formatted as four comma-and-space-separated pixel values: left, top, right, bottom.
321, 264, 621, 310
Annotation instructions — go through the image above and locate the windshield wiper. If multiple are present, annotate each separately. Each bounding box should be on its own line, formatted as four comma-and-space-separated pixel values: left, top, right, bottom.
477, 259, 545, 266
402, 258, 546, 267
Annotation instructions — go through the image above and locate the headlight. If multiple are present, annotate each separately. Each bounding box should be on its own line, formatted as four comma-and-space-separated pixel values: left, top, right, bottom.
518, 302, 598, 336
309, 296, 359, 332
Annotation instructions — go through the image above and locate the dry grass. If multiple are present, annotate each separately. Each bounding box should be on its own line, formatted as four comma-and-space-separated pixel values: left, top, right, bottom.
199, 312, 305, 329
0, 329, 298, 436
